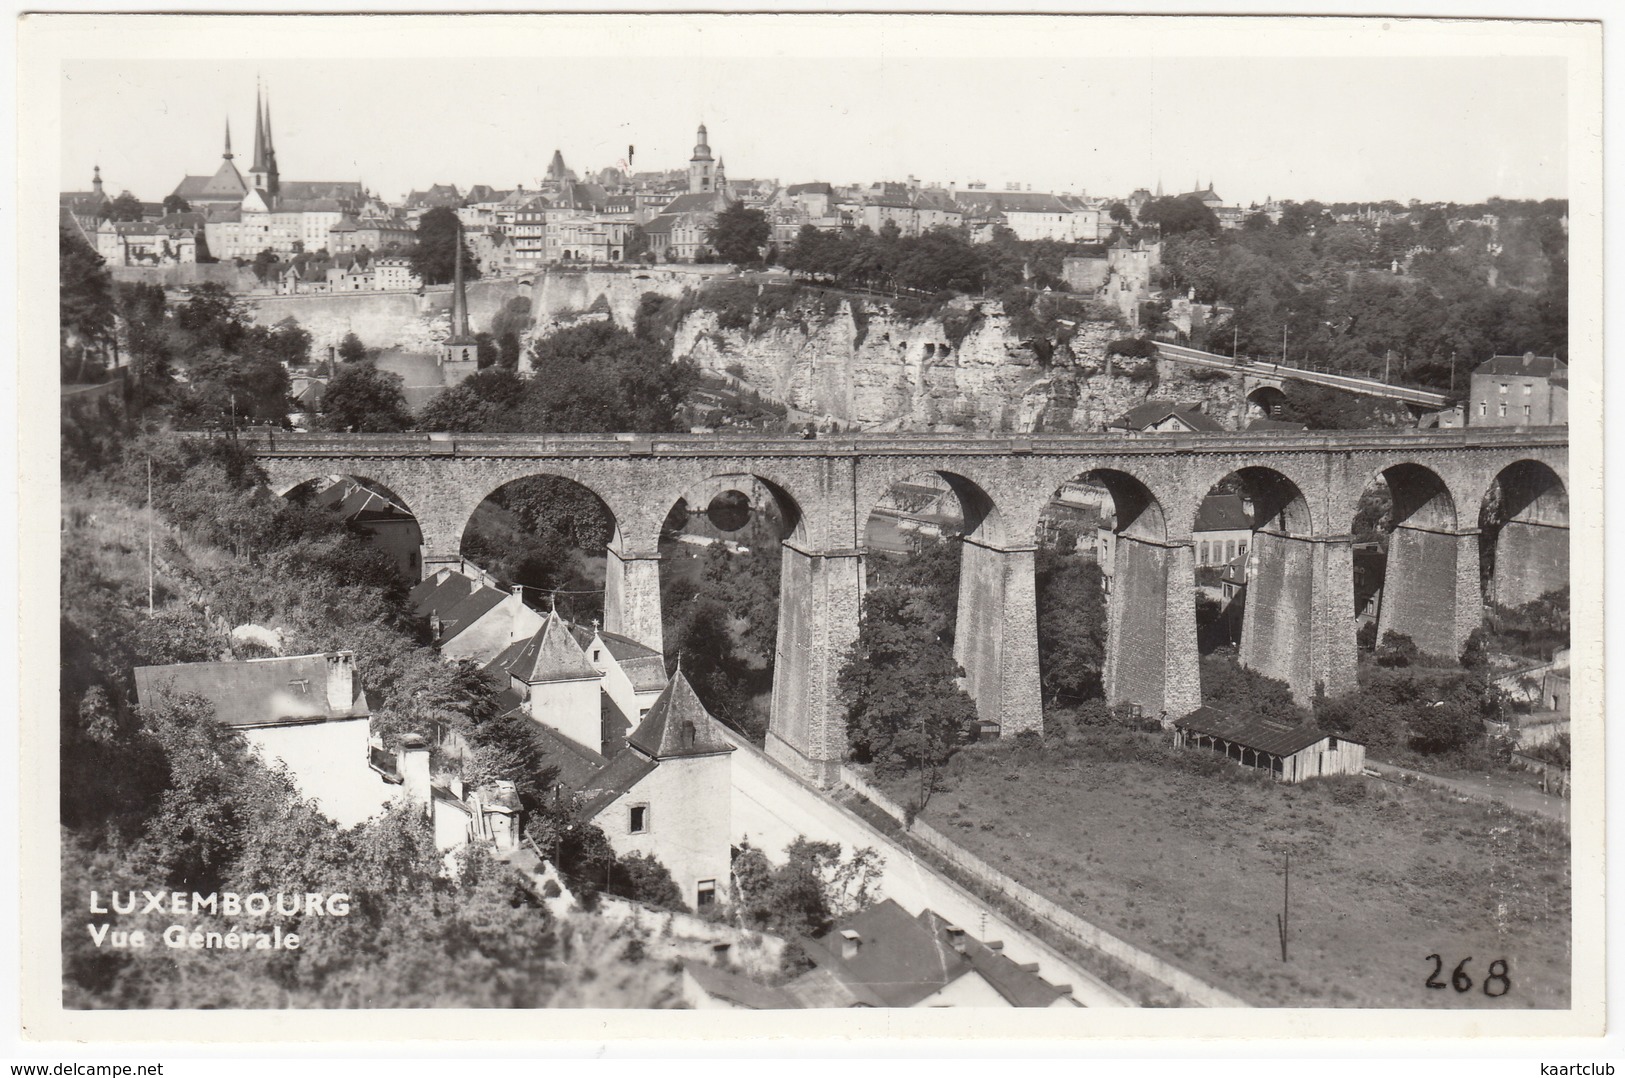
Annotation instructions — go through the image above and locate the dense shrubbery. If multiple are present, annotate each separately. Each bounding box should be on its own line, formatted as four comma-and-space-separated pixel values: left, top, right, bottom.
1154, 199, 1567, 386
1198, 651, 1307, 727
420, 321, 696, 434
841, 539, 977, 808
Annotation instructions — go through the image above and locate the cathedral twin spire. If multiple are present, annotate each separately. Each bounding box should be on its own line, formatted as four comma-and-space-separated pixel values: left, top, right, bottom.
244, 80, 279, 199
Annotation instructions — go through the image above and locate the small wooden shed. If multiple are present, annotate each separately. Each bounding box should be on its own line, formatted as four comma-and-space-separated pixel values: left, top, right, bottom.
1174, 705, 1366, 783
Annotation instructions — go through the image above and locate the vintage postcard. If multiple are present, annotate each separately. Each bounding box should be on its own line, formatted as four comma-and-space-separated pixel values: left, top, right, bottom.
14, 9, 1606, 1049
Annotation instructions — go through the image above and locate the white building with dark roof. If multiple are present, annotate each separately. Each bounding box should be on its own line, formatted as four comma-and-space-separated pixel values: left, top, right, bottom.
1469, 352, 1568, 427
133, 651, 391, 827
561, 668, 736, 910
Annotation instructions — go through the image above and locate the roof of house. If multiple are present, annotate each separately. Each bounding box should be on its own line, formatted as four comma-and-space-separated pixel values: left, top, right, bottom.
1175, 705, 1348, 757
409, 571, 510, 642
488, 611, 600, 685
640, 214, 678, 237
173, 157, 252, 202
1475, 353, 1568, 380
279, 181, 365, 202
798, 899, 976, 1008
786, 182, 833, 197
314, 478, 414, 525
133, 653, 368, 729
916, 910, 1073, 1007
625, 668, 734, 760
579, 746, 660, 817
531, 720, 614, 793
1109, 400, 1226, 433
952, 190, 1074, 215
662, 191, 728, 216
568, 626, 669, 692
782, 963, 885, 1008
682, 960, 802, 1009
1194, 493, 1252, 533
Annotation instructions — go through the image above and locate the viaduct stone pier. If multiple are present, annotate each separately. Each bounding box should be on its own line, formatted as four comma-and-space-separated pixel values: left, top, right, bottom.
243, 428, 1568, 787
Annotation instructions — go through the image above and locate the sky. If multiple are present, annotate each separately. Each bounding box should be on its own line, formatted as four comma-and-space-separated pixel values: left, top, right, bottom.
57, 18, 1571, 208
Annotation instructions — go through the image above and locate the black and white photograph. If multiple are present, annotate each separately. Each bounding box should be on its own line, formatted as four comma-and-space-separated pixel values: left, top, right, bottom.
14, 8, 1606, 1047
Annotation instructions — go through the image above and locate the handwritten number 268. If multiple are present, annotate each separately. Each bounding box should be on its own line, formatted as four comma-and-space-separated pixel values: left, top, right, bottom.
1426, 955, 1511, 997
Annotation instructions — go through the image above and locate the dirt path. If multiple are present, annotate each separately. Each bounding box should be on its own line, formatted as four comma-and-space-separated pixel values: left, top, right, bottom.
1365, 761, 1569, 824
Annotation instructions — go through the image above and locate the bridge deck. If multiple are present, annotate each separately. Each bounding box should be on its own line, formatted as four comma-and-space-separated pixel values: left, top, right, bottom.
1155, 342, 1455, 409
221, 428, 1564, 458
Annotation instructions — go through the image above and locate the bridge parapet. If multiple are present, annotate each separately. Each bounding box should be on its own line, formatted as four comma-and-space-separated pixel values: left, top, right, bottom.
220, 426, 1566, 459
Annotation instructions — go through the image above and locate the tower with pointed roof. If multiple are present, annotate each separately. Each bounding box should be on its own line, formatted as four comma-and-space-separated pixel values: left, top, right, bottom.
248, 84, 280, 202
439, 220, 479, 383
688, 123, 715, 194
577, 665, 736, 907
488, 609, 603, 752
543, 148, 574, 187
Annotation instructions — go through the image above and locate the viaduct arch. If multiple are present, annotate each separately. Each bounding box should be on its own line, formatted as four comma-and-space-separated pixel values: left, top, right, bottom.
247, 428, 1567, 787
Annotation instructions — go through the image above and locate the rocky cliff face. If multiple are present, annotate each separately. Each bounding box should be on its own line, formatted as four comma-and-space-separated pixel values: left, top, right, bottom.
672, 298, 1250, 432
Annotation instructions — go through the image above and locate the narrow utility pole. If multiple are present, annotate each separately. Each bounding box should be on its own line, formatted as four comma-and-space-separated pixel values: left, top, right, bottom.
1384, 349, 1392, 384
1281, 322, 1288, 364
1450, 350, 1458, 393
1276, 853, 1291, 962
146, 456, 155, 616
1233, 324, 1239, 360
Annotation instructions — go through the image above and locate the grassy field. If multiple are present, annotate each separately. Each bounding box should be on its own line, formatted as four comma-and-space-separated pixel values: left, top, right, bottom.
878, 729, 1570, 1008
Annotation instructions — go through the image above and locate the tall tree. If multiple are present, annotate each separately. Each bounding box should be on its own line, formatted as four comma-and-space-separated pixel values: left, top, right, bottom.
60, 224, 116, 382
839, 581, 977, 806
103, 191, 146, 223
1035, 550, 1108, 703
319, 361, 414, 432
706, 202, 771, 266
411, 206, 481, 286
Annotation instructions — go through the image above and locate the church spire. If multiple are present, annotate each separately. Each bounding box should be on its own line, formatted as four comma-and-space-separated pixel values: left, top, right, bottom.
223, 119, 234, 161
252, 84, 268, 173
92, 164, 103, 197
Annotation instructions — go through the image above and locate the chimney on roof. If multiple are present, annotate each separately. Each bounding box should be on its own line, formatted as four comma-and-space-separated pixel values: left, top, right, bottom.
1524, 351, 1536, 367
945, 925, 968, 954
325, 651, 355, 713
399, 734, 431, 815
840, 929, 862, 960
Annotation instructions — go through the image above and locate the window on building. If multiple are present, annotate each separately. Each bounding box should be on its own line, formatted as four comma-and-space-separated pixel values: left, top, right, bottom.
288, 678, 310, 695
697, 880, 717, 908
1499, 403, 1507, 417
1524, 404, 1531, 417
1524, 383, 1533, 395
628, 805, 648, 834
592, 648, 601, 662
1326, 736, 1338, 750
1498, 383, 1508, 394
1479, 402, 1487, 416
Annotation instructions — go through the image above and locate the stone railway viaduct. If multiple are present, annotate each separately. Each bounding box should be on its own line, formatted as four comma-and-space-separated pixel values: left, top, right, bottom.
241, 429, 1568, 786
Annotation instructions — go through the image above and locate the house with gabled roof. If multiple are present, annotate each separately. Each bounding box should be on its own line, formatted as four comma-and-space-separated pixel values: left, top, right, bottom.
486, 610, 603, 754
579, 668, 735, 910
1469, 352, 1568, 427
1106, 399, 1227, 434
410, 566, 545, 666
570, 623, 668, 729
312, 476, 422, 579
133, 651, 391, 827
